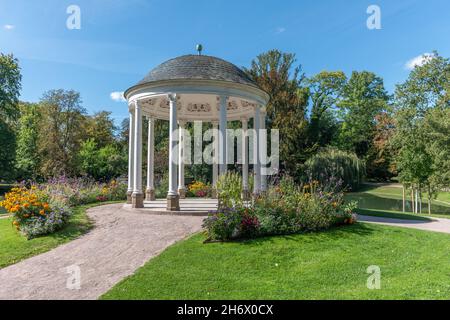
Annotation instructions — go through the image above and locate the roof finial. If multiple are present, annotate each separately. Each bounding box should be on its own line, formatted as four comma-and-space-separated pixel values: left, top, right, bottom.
196, 44, 203, 55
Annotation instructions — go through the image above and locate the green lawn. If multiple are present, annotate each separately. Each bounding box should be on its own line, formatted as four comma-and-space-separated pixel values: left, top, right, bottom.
355, 208, 433, 221
102, 223, 450, 300
346, 184, 450, 219
0, 201, 122, 269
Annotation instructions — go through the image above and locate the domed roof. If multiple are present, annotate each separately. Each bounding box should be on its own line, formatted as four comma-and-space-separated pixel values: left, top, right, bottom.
135, 54, 257, 88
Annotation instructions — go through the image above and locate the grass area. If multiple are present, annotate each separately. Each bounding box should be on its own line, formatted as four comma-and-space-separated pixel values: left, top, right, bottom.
355, 208, 433, 221
101, 223, 450, 300
0, 201, 123, 269
358, 184, 450, 204
346, 184, 450, 219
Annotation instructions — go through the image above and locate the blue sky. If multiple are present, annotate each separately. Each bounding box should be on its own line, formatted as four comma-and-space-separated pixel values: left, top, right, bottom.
1, 0, 449, 124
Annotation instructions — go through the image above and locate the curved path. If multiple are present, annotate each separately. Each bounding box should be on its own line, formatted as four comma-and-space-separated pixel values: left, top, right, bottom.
0, 203, 204, 300
358, 215, 450, 234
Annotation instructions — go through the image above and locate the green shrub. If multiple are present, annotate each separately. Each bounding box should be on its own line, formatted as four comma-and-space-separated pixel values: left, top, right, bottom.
202, 207, 242, 240
216, 172, 243, 207
203, 176, 358, 241
155, 172, 169, 199
305, 148, 365, 191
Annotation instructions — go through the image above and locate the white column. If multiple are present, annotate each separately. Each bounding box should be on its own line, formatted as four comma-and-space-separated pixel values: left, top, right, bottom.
167, 94, 180, 211
127, 109, 135, 204
260, 108, 267, 192
212, 121, 219, 187
219, 95, 228, 175
178, 120, 186, 198
132, 100, 144, 208
241, 117, 249, 198
253, 105, 261, 195
145, 116, 155, 201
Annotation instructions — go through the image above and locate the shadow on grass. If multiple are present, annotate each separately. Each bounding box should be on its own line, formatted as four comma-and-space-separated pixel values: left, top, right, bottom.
357, 208, 433, 222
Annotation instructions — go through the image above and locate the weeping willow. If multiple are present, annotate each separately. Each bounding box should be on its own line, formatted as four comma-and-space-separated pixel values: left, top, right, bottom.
305, 148, 365, 191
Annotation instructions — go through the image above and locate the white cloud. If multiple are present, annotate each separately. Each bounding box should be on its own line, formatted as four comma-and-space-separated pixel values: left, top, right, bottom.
4, 24, 15, 30
405, 53, 434, 70
275, 27, 286, 34
110, 91, 126, 102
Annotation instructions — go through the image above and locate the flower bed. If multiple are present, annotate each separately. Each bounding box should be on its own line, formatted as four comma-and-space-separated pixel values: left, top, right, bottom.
187, 181, 211, 198
0, 186, 71, 239
203, 175, 357, 241
0, 177, 127, 239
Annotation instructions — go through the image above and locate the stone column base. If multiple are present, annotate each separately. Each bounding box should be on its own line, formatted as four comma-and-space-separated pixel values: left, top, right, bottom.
241, 189, 251, 201
132, 192, 144, 208
167, 194, 180, 211
178, 188, 186, 199
211, 189, 218, 199
126, 191, 133, 204
145, 188, 156, 201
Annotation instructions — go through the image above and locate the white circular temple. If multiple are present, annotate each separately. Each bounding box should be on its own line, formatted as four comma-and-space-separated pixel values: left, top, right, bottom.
124, 54, 270, 210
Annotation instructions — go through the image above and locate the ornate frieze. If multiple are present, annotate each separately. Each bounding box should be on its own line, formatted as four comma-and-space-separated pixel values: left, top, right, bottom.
187, 103, 212, 113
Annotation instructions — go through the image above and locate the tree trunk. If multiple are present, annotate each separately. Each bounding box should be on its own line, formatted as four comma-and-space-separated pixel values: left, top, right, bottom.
428, 186, 432, 215
402, 186, 406, 213
419, 190, 422, 214
415, 188, 419, 214
411, 188, 415, 213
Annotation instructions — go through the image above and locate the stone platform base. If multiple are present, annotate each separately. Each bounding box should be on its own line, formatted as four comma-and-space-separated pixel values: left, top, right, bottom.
145, 189, 155, 201
132, 193, 144, 208
125, 198, 219, 216
167, 194, 180, 211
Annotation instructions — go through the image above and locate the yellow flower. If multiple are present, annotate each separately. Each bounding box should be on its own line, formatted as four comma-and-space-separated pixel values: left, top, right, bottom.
39, 210, 45, 216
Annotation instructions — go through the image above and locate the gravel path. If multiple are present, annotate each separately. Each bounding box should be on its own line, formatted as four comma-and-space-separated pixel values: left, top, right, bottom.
0, 203, 204, 300
358, 215, 450, 234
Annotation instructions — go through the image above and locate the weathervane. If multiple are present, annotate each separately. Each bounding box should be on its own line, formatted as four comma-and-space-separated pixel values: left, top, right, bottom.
196, 44, 203, 55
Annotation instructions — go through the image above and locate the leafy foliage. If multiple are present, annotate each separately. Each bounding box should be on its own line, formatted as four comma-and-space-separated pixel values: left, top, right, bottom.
15, 103, 41, 180
245, 50, 309, 177
203, 176, 357, 241
0, 53, 21, 123
336, 71, 390, 157
393, 52, 450, 213
38, 89, 87, 177
305, 148, 365, 191
78, 139, 127, 181
0, 53, 21, 180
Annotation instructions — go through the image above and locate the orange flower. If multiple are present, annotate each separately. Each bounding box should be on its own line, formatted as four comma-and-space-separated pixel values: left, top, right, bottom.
39, 210, 45, 216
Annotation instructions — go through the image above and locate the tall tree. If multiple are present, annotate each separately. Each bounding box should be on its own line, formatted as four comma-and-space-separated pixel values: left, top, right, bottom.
366, 111, 396, 180
0, 53, 21, 123
15, 102, 42, 180
393, 52, 450, 213
0, 53, 21, 180
38, 89, 87, 177
336, 71, 390, 158
84, 111, 117, 148
307, 71, 346, 148
245, 49, 309, 177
